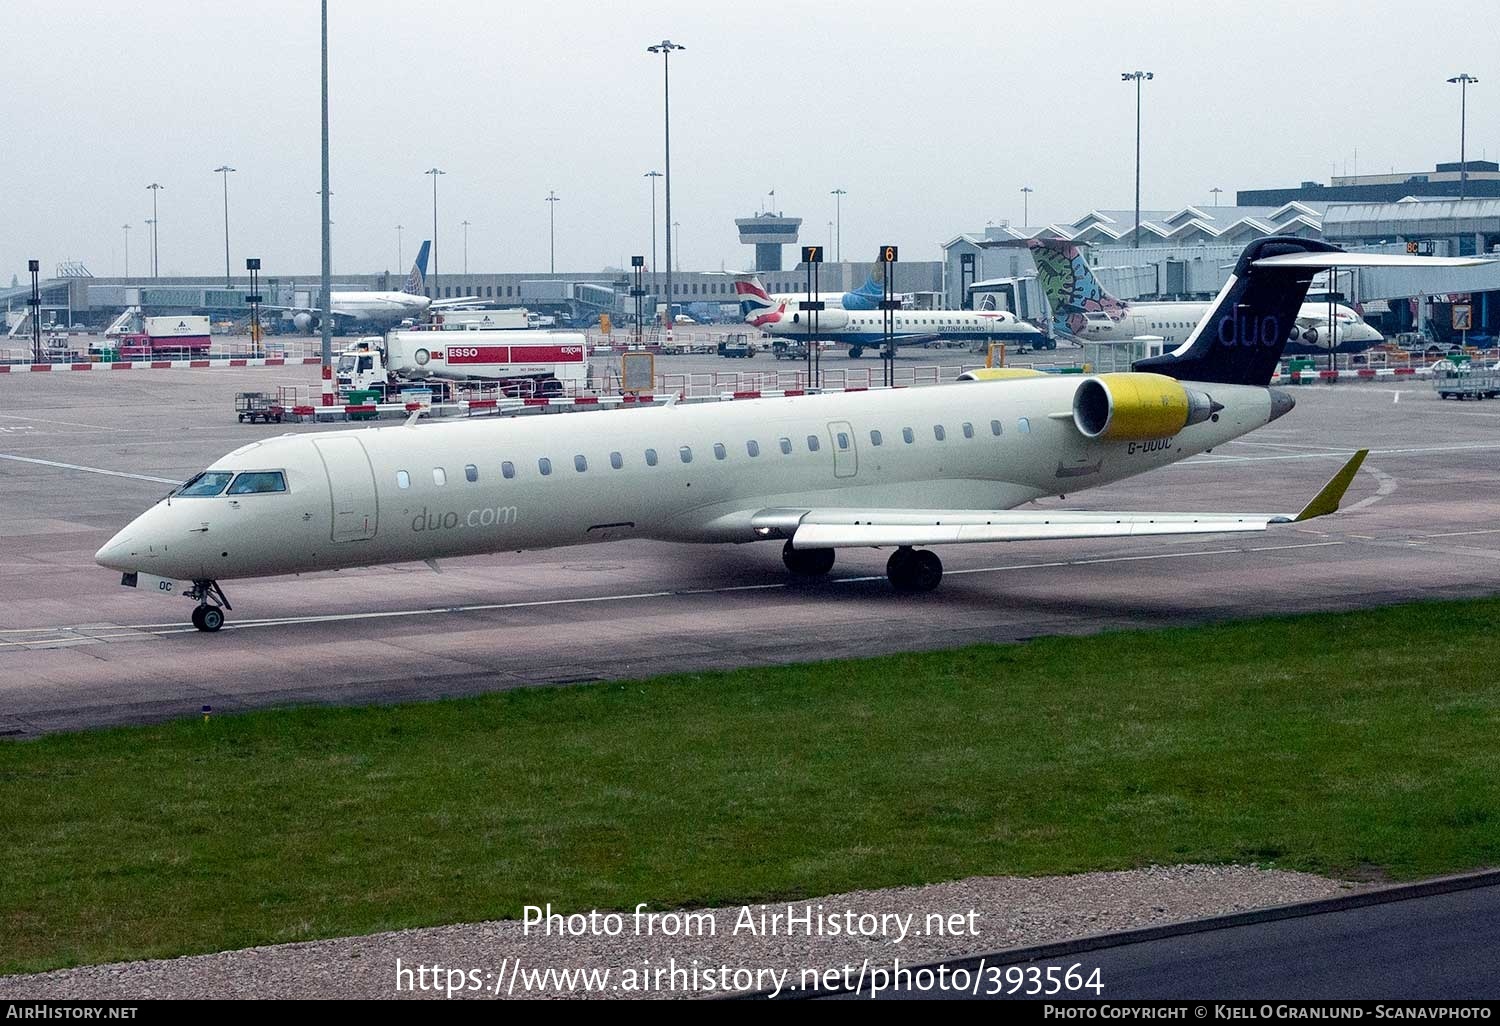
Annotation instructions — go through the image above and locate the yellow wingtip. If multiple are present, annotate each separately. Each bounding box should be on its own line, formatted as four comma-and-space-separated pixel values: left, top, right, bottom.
1294, 449, 1369, 522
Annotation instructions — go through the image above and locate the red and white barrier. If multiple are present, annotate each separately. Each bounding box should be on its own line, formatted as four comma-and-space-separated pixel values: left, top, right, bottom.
0, 357, 324, 374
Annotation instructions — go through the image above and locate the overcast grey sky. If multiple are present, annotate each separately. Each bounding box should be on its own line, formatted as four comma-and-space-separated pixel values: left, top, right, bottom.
3, 0, 1491, 280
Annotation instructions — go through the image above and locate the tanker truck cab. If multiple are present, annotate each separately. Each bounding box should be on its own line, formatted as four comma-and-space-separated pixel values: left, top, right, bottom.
335, 338, 389, 394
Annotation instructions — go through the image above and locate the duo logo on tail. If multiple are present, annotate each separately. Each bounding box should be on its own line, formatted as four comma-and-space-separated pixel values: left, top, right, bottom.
403, 240, 432, 296
1026, 239, 1128, 337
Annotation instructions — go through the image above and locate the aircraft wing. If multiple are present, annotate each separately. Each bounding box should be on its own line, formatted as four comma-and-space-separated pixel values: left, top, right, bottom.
758, 450, 1366, 549
431, 296, 485, 309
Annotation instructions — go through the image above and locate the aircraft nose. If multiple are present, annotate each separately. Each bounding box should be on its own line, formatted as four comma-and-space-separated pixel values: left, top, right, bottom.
95, 531, 135, 571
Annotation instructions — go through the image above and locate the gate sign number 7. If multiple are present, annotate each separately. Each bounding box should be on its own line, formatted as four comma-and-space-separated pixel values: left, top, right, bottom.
802, 246, 822, 263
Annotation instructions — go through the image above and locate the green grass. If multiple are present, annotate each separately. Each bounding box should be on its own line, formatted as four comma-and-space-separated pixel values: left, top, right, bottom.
3, 597, 1500, 974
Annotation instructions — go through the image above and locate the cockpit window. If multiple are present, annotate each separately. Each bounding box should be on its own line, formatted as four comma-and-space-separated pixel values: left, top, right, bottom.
336, 355, 356, 373
177, 472, 234, 497
227, 471, 288, 495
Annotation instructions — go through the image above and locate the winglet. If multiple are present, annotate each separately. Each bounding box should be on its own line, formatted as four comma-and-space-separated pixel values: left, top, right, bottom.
1293, 449, 1368, 522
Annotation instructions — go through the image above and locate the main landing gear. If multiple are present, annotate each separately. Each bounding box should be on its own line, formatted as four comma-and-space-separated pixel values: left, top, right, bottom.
783, 540, 835, 577
187, 580, 232, 633
886, 546, 943, 594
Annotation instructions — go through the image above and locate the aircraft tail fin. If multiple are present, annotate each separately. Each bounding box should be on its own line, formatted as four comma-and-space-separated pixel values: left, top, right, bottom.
403, 240, 432, 295
1026, 238, 1127, 337
840, 263, 888, 311
1134, 238, 1492, 386
731, 273, 784, 327
1134, 237, 1341, 386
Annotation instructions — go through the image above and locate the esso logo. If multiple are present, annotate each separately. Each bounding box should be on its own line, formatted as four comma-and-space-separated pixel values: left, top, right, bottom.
450, 347, 480, 359
414, 348, 430, 365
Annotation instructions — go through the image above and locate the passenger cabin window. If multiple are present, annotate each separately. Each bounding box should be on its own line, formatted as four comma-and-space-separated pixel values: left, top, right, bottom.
610, 451, 623, 470
679, 446, 693, 464
396, 470, 410, 489
177, 472, 234, 497
465, 464, 478, 483
1018, 417, 1031, 434
574, 454, 587, 472
713, 443, 727, 460
645, 448, 658, 466
501, 461, 515, 479
227, 471, 287, 495
538, 457, 553, 476
836, 432, 850, 449
902, 427, 915, 444
433, 467, 446, 486
779, 437, 792, 455
747, 440, 760, 457
962, 422, 974, 439
991, 419, 1003, 436
806, 435, 820, 452
870, 429, 883, 446
933, 425, 946, 442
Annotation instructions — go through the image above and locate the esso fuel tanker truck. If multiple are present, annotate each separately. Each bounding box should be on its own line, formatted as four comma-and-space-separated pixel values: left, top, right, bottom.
336, 330, 591, 399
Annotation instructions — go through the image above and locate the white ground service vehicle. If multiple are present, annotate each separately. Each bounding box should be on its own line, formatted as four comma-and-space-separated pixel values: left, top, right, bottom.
432, 308, 531, 331
336, 331, 590, 399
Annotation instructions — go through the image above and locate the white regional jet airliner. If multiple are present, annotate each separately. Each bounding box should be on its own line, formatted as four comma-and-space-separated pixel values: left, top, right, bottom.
95, 238, 1484, 631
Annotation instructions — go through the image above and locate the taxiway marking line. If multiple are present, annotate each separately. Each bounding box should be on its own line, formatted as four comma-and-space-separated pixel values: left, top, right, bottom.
0, 453, 180, 485
0, 538, 1367, 644
1181, 441, 1500, 466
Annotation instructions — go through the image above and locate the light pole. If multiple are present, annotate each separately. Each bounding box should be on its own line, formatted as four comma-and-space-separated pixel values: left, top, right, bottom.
648, 39, 684, 330
545, 191, 559, 273
146, 182, 164, 276
1447, 74, 1479, 200
213, 165, 236, 286
319, 0, 332, 404
673, 221, 681, 272
461, 219, 471, 274
122, 224, 131, 278
395, 224, 403, 274
1210, 186, 1223, 207
827, 219, 834, 253
830, 188, 846, 261
424, 167, 445, 296
644, 171, 662, 302
1121, 70, 1152, 248
1020, 185, 1034, 225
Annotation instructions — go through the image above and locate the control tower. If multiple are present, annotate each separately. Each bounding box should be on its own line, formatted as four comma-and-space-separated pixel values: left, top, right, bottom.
735, 212, 802, 272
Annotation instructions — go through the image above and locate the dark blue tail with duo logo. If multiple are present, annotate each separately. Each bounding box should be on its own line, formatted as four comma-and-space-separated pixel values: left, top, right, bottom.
1134, 237, 1341, 387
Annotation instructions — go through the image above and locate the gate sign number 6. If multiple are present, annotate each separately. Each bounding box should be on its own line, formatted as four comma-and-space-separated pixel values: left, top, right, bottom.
879, 245, 899, 263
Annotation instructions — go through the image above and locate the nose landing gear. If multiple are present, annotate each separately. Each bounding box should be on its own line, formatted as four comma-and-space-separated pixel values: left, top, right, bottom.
886, 546, 943, 593
186, 580, 232, 632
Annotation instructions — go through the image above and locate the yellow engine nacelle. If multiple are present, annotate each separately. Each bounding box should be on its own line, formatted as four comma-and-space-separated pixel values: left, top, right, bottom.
1072, 372, 1214, 441
957, 367, 1047, 382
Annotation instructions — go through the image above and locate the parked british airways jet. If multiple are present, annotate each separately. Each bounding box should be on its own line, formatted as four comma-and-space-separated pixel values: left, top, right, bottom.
96, 239, 1483, 631
734, 274, 1047, 357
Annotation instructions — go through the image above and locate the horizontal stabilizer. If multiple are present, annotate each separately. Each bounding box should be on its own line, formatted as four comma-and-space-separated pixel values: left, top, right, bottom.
1252, 253, 1493, 269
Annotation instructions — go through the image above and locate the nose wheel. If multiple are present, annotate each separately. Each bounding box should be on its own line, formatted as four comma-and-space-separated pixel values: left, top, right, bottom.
186, 580, 232, 633
887, 547, 943, 593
